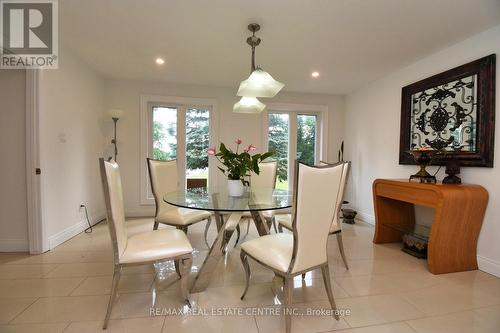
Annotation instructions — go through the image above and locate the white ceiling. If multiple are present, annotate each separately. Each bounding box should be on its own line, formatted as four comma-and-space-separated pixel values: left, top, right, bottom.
60, 0, 500, 94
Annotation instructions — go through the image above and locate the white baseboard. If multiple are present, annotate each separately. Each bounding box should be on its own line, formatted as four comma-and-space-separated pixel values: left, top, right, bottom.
477, 255, 500, 278
0, 238, 29, 252
354, 210, 375, 225
48, 212, 106, 250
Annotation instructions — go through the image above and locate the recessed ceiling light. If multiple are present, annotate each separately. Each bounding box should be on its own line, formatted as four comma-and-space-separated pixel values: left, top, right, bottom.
311, 71, 320, 78
155, 58, 165, 65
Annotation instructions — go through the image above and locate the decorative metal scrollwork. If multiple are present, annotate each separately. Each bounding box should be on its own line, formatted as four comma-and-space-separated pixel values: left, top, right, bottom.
410, 75, 477, 152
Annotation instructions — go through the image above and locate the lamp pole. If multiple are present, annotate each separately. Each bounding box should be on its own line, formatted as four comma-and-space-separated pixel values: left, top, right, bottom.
111, 117, 118, 161
108, 109, 123, 162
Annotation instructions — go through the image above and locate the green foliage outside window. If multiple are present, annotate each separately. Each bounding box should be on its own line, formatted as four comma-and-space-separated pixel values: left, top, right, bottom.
268, 114, 289, 182
297, 115, 316, 165
185, 109, 209, 170
152, 108, 209, 170
153, 121, 176, 160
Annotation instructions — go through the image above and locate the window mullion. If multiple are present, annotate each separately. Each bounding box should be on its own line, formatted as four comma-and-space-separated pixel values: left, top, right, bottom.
177, 106, 187, 190
289, 112, 298, 191
315, 113, 321, 164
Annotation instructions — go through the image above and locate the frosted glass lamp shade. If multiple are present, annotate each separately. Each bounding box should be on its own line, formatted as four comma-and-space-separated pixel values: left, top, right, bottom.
233, 97, 266, 114
108, 109, 124, 119
237, 69, 285, 98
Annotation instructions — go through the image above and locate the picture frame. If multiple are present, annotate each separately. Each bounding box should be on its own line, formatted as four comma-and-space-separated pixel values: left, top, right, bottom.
399, 54, 496, 167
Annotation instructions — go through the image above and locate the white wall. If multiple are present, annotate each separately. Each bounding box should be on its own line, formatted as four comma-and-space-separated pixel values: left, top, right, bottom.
38, 47, 106, 250
0, 70, 28, 251
104, 79, 344, 216
344, 24, 500, 276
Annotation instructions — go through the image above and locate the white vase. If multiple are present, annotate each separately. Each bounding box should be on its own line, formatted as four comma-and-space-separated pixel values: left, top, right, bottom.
227, 179, 245, 197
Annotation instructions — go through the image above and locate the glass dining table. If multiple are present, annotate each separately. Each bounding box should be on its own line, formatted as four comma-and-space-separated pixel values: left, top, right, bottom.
164, 187, 292, 293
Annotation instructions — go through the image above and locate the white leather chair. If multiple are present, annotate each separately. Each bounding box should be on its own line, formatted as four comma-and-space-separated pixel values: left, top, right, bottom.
242, 160, 279, 232
99, 158, 193, 329
276, 161, 350, 270
147, 158, 212, 245
240, 161, 344, 333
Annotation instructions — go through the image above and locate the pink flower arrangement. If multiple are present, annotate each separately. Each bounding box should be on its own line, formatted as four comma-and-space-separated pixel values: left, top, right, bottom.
245, 144, 257, 153
207, 139, 273, 184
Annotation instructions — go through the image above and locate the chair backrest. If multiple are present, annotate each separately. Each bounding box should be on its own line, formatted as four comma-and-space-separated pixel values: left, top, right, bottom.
289, 161, 344, 274
319, 161, 351, 233
250, 160, 278, 189
99, 158, 128, 263
147, 158, 178, 217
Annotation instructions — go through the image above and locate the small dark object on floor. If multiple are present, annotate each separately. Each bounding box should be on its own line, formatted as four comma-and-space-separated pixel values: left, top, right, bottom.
341, 208, 357, 224
402, 233, 428, 259
443, 157, 461, 184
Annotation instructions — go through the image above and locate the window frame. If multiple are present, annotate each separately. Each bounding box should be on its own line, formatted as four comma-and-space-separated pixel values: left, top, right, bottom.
262, 103, 329, 191
140, 95, 218, 205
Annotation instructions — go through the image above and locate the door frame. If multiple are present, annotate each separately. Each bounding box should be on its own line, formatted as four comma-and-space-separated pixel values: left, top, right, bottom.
25, 69, 47, 254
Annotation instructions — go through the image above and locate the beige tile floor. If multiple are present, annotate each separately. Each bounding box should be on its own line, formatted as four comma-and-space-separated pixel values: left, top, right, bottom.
0, 218, 499, 333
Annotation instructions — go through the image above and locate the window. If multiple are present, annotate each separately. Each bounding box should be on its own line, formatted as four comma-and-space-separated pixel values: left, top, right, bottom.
150, 105, 210, 186
141, 96, 217, 204
152, 106, 177, 160
185, 108, 210, 182
264, 104, 327, 190
268, 113, 289, 190
296, 114, 318, 166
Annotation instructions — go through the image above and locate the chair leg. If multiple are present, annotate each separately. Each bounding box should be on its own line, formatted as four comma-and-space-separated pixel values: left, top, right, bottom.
278, 223, 284, 233
240, 251, 251, 300
174, 259, 181, 278
283, 277, 293, 333
204, 217, 212, 248
233, 224, 241, 248
241, 218, 250, 243
321, 264, 339, 320
103, 265, 121, 329
179, 256, 192, 307
336, 233, 349, 270
271, 216, 278, 233
153, 221, 159, 230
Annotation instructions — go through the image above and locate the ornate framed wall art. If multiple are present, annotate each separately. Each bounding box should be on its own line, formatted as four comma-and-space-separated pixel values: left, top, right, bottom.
399, 54, 496, 167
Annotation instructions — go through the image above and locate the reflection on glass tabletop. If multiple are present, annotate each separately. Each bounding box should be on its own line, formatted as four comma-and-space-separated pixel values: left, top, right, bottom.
163, 187, 293, 212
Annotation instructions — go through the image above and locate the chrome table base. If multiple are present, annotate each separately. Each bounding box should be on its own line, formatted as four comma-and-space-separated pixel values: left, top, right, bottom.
190, 201, 271, 293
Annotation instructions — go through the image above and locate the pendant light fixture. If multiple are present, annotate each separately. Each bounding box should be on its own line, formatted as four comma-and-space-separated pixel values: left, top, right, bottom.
233, 96, 266, 114
233, 23, 284, 113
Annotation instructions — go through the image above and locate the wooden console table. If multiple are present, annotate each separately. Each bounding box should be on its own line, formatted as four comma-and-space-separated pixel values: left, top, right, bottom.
373, 179, 488, 274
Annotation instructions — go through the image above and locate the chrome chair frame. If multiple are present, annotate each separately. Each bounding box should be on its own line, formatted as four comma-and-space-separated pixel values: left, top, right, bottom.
100, 158, 192, 329
240, 161, 344, 333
